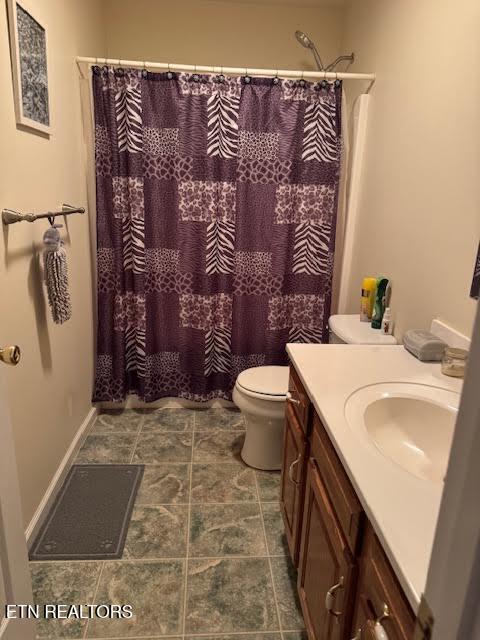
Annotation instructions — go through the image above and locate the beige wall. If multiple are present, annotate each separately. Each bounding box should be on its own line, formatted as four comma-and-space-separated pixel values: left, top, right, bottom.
103, 0, 343, 70
0, 0, 105, 526
341, 0, 479, 338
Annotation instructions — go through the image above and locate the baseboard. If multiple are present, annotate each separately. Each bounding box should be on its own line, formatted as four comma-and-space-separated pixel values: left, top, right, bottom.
25, 407, 97, 549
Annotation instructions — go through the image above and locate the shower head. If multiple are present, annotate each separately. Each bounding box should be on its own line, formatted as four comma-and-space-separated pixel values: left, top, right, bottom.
294, 30, 324, 70
295, 30, 313, 49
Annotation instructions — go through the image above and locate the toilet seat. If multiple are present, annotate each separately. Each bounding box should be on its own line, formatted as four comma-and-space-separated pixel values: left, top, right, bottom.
236, 366, 289, 402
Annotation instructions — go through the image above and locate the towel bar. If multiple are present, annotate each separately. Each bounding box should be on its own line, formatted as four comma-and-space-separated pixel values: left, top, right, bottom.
2, 204, 85, 225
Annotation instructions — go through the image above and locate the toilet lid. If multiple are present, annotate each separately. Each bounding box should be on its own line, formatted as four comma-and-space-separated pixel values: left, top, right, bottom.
236, 366, 289, 397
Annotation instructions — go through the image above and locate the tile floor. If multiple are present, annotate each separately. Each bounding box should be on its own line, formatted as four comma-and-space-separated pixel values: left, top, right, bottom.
30, 407, 306, 640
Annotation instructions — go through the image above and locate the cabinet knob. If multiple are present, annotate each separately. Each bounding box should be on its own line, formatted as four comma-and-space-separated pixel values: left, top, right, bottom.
286, 391, 301, 405
376, 603, 390, 625
288, 454, 301, 485
325, 575, 344, 616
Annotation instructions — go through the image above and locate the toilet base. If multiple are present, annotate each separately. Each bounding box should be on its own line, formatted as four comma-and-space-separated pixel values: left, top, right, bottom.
232, 384, 286, 471
240, 413, 285, 471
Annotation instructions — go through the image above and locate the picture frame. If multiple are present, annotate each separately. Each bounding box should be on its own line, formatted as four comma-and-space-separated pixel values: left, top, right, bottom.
6, 0, 51, 135
471, 243, 480, 300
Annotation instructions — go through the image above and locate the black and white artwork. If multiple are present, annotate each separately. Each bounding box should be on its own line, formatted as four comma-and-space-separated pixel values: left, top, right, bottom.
7, 0, 50, 134
471, 243, 480, 300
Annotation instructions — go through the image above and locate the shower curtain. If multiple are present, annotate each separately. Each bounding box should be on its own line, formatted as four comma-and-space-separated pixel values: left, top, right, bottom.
92, 66, 342, 402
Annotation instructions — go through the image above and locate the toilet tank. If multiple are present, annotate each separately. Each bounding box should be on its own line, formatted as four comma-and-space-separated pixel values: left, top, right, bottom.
328, 314, 397, 345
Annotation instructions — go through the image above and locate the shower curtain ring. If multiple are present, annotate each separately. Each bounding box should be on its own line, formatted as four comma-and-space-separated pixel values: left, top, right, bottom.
321, 69, 327, 89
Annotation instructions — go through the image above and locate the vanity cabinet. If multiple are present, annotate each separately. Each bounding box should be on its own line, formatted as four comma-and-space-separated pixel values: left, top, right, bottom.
283, 365, 416, 640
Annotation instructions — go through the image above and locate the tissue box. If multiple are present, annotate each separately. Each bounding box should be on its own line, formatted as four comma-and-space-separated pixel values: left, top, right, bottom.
403, 330, 447, 362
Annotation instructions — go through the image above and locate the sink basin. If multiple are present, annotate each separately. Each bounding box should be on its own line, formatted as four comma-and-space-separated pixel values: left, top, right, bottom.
345, 383, 460, 483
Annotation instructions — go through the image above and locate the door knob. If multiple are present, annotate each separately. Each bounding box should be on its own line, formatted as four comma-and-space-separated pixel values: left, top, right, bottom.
0, 345, 21, 365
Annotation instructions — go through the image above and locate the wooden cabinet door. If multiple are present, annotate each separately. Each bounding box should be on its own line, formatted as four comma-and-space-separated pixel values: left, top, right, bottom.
351, 524, 415, 640
298, 458, 356, 640
280, 402, 307, 565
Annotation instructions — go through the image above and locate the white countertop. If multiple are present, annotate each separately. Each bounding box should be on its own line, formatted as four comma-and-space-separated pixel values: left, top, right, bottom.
286, 343, 463, 611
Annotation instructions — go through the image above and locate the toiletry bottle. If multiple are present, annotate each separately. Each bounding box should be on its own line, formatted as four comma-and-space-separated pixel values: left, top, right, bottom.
381, 307, 394, 335
360, 277, 376, 322
384, 282, 392, 308
371, 277, 389, 329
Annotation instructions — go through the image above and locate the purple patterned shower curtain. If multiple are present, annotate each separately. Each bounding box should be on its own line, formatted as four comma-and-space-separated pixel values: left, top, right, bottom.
92, 67, 342, 402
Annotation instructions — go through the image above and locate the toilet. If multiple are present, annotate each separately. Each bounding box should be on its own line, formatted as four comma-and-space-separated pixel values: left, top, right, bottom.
233, 366, 289, 470
233, 314, 397, 470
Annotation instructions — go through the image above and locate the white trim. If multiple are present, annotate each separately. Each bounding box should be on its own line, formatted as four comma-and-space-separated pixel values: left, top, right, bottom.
25, 407, 97, 548
430, 318, 471, 351
0, 369, 35, 640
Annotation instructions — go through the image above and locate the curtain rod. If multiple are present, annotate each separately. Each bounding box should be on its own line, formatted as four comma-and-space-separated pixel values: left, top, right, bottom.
2, 204, 85, 226
76, 57, 375, 87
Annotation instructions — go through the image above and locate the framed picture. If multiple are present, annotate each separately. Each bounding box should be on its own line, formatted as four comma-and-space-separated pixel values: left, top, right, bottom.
471, 243, 480, 300
6, 0, 50, 134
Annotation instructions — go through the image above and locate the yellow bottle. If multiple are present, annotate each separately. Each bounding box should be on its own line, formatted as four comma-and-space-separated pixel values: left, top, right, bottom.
360, 277, 376, 322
